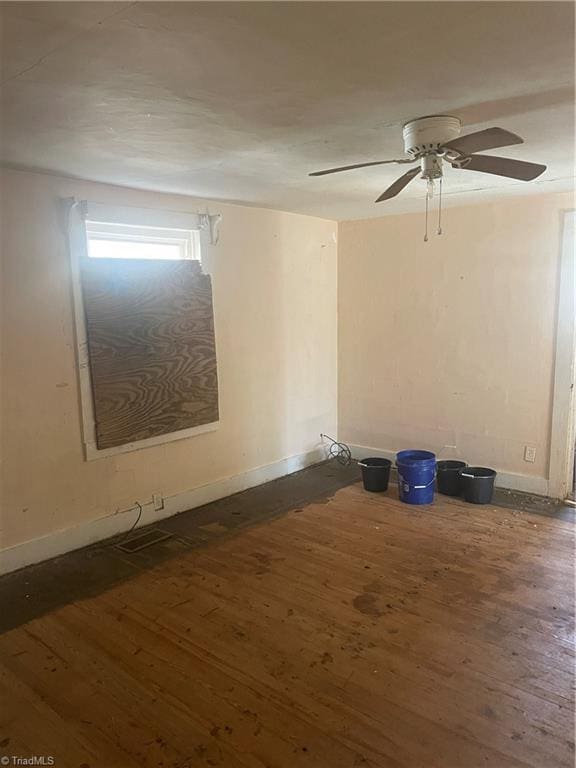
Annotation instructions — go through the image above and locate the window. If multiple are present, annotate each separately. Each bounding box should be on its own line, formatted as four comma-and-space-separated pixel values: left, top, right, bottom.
85, 221, 200, 261
66, 199, 220, 459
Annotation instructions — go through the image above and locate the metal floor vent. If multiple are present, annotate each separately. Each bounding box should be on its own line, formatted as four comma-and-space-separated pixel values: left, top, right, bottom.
115, 528, 172, 553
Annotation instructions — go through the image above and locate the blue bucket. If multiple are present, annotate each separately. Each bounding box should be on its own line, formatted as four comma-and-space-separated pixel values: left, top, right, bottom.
396, 450, 436, 505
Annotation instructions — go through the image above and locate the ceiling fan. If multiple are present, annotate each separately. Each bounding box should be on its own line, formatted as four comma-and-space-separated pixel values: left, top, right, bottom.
309, 115, 546, 239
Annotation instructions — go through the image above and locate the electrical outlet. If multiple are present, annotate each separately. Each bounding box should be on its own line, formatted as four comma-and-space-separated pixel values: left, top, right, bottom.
524, 446, 537, 463
152, 493, 164, 511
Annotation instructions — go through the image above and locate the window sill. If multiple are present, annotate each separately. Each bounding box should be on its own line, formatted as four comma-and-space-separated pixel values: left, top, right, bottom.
84, 420, 219, 461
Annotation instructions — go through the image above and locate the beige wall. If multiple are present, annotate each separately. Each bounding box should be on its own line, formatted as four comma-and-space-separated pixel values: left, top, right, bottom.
0, 169, 337, 550
338, 192, 573, 480
1, 169, 571, 554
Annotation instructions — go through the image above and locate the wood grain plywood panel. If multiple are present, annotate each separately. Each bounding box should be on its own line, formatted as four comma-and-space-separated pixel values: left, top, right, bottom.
81, 258, 218, 450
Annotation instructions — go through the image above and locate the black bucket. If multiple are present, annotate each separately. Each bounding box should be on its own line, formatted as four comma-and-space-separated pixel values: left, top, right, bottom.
436, 460, 467, 496
459, 467, 497, 504
359, 458, 392, 492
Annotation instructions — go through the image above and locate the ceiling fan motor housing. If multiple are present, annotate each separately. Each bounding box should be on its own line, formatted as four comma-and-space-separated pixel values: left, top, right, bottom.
403, 115, 462, 157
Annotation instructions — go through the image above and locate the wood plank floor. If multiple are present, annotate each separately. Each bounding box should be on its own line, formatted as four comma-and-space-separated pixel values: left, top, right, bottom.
0, 483, 574, 768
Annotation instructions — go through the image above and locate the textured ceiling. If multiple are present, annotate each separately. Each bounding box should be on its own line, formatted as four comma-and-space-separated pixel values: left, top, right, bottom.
1, 1, 574, 219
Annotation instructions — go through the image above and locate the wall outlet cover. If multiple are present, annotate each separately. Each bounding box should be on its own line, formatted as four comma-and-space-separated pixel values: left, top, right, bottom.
524, 446, 537, 463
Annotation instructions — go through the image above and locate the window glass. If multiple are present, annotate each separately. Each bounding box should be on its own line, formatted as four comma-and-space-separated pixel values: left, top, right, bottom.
87, 238, 185, 260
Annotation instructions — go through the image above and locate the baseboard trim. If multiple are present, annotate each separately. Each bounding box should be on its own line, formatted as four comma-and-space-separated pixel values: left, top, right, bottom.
348, 444, 549, 497
0, 447, 325, 576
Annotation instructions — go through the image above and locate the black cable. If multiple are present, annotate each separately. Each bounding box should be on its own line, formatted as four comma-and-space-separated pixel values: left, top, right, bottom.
320, 434, 352, 466
94, 500, 143, 552
116, 501, 143, 544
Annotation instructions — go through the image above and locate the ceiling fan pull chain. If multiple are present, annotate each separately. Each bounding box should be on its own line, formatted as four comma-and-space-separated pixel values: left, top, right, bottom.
424, 190, 429, 242
437, 178, 443, 236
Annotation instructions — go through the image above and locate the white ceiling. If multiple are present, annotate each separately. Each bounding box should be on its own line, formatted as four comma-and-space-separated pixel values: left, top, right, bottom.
1, 1, 574, 220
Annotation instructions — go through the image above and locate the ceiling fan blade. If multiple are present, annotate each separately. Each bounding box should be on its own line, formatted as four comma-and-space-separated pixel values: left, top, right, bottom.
456, 154, 546, 181
375, 167, 421, 202
442, 127, 523, 155
309, 158, 413, 177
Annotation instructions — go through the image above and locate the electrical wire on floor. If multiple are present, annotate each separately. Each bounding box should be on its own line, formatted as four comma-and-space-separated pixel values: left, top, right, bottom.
121, 501, 143, 539
94, 501, 144, 552
320, 434, 352, 466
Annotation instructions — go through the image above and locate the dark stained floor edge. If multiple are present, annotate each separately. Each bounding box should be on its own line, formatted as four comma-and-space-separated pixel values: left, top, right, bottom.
0, 460, 572, 634
0, 460, 358, 634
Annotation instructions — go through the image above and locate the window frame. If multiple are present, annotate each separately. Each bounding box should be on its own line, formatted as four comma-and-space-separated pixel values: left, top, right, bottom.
85, 220, 201, 261
66, 199, 219, 461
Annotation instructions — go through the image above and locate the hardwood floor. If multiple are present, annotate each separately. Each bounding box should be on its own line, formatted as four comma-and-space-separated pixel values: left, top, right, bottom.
0, 483, 574, 767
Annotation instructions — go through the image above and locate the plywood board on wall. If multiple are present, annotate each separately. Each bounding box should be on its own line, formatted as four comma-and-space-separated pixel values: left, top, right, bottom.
81, 258, 219, 450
